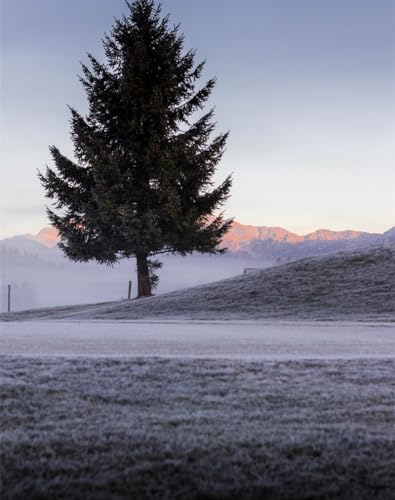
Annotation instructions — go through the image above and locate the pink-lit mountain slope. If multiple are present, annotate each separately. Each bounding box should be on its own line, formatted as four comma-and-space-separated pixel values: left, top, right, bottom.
22, 222, 387, 251
25, 228, 59, 248
220, 221, 378, 251
304, 229, 366, 241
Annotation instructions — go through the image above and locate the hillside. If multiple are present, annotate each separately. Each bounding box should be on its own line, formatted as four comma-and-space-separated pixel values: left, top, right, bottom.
3, 246, 394, 322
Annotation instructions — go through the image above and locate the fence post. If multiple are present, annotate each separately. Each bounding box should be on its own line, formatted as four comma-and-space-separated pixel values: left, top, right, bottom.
8, 284, 11, 313
128, 280, 132, 300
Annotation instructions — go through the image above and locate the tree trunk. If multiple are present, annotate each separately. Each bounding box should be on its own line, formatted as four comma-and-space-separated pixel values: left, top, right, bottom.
136, 254, 152, 298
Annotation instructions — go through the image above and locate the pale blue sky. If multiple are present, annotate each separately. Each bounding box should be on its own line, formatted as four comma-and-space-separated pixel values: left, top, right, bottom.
1, 0, 394, 237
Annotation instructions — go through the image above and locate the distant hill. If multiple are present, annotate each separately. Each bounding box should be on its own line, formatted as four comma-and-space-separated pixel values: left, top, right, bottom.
3, 246, 394, 322
0, 235, 60, 260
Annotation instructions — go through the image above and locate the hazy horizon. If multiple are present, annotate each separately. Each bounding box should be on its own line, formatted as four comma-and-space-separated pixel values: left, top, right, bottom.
1, 0, 394, 238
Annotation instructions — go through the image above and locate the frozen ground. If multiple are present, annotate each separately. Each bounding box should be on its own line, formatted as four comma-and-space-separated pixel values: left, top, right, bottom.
1, 245, 394, 499
3, 246, 394, 322
1, 354, 394, 499
1, 320, 394, 358
1, 320, 395, 498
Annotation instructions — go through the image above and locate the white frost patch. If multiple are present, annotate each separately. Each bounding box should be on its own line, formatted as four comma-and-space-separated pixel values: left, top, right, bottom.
1, 320, 394, 359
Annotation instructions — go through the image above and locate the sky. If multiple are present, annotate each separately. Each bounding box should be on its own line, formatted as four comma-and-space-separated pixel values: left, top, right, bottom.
1, 0, 394, 238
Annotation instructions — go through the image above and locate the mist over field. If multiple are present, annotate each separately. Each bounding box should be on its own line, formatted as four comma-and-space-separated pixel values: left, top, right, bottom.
0, 243, 264, 312
2, 224, 394, 313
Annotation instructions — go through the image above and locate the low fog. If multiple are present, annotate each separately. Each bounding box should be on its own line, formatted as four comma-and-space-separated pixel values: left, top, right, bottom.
0, 240, 271, 312
3, 228, 393, 313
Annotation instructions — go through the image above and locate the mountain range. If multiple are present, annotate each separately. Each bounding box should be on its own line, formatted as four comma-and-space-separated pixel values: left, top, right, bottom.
13, 221, 395, 256
221, 221, 384, 251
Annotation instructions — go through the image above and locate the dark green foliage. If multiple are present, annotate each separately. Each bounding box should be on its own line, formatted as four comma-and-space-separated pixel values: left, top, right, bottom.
39, 0, 232, 296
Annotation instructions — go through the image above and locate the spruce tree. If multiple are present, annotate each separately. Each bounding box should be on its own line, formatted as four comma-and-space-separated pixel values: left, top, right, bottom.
39, 0, 232, 297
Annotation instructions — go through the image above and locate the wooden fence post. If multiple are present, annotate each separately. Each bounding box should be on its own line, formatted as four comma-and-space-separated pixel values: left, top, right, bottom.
8, 284, 11, 313
128, 280, 132, 300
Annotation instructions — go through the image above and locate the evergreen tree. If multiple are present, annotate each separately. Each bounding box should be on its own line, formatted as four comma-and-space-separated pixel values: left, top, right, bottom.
39, 0, 232, 297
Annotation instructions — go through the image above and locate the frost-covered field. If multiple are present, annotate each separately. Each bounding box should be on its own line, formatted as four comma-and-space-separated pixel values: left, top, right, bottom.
1, 355, 395, 499
1, 321, 395, 499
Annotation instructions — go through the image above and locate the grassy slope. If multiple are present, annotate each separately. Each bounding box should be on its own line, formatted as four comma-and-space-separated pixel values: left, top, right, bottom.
2, 246, 395, 321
